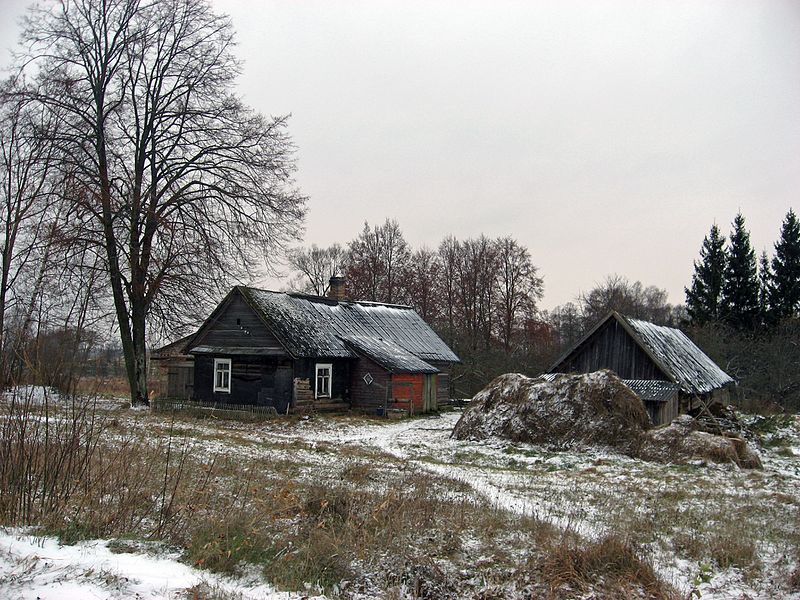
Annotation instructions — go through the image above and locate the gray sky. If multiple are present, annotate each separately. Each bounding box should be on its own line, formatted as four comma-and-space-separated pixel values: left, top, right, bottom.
2, 0, 799, 309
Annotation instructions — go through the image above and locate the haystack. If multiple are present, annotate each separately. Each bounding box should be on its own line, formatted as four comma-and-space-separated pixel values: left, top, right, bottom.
451, 370, 650, 453
453, 370, 763, 469
639, 415, 762, 469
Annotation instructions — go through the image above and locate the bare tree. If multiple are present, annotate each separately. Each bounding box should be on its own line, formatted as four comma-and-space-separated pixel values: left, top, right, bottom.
405, 246, 441, 322
0, 93, 59, 383
546, 301, 583, 348
578, 274, 673, 327
345, 219, 409, 303
455, 236, 498, 351
495, 236, 543, 353
286, 243, 345, 296
437, 235, 460, 343
14, 0, 306, 405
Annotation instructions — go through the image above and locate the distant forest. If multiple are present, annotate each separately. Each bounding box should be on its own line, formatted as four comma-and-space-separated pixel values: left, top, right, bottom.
287, 211, 800, 411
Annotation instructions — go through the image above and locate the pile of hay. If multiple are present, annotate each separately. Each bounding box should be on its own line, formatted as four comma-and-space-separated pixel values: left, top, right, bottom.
451, 370, 650, 453
639, 415, 762, 469
453, 370, 763, 469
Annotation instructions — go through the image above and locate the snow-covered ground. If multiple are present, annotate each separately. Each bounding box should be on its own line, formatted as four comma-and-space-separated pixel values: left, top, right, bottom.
1, 395, 798, 600
0, 530, 326, 600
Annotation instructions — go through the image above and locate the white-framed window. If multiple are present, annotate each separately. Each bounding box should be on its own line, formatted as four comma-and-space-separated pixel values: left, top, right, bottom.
315, 363, 332, 398
214, 358, 231, 393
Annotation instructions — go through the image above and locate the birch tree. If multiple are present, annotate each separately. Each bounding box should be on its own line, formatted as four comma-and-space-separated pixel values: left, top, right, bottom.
0, 94, 59, 383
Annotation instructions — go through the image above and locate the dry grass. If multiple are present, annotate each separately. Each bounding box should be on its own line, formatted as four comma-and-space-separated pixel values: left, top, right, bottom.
75, 375, 131, 398
538, 535, 678, 600
453, 371, 651, 454
0, 393, 727, 598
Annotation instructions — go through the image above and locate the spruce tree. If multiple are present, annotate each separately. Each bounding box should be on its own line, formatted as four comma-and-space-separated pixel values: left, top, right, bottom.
758, 250, 774, 325
685, 224, 726, 325
721, 213, 760, 329
770, 208, 800, 318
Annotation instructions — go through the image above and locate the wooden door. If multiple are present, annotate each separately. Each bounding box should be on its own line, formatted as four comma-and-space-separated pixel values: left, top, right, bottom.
274, 366, 293, 414
423, 374, 437, 412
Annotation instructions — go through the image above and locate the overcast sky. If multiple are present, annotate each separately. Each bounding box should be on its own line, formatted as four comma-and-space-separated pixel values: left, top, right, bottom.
2, 0, 799, 309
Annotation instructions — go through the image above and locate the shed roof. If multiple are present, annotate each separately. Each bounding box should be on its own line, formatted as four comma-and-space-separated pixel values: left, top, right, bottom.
152, 333, 196, 359
623, 316, 734, 395
549, 312, 734, 395
541, 372, 681, 403
189, 286, 459, 367
622, 379, 680, 403
342, 335, 439, 374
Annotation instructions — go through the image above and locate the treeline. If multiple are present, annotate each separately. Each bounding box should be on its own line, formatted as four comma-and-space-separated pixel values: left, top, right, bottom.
685, 211, 800, 410
288, 220, 679, 396
288, 220, 544, 394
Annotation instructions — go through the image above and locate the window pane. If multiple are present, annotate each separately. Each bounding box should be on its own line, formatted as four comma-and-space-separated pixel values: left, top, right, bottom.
214, 360, 231, 391
316, 365, 332, 397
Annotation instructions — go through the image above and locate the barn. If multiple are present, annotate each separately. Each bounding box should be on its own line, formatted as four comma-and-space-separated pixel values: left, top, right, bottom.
548, 311, 734, 425
156, 279, 459, 414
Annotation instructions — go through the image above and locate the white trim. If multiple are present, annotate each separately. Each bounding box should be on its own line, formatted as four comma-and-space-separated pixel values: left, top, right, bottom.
213, 358, 231, 393
315, 363, 332, 399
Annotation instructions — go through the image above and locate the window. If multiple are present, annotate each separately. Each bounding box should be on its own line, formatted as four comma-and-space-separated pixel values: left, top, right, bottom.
315, 363, 332, 398
214, 358, 231, 393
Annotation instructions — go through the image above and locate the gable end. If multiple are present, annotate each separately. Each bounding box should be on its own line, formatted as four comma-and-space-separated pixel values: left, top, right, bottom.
187, 289, 290, 356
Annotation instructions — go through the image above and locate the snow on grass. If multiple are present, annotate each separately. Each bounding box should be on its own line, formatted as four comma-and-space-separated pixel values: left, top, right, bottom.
3, 401, 797, 600
221, 410, 799, 600
1, 385, 129, 410
0, 528, 328, 600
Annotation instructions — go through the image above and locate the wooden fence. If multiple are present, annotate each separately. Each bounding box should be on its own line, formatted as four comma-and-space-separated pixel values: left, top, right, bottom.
151, 398, 278, 420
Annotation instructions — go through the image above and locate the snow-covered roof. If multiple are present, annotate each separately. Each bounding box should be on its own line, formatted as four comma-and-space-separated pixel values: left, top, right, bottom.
342, 335, 439, 374
624, 316, 734, 395
236, 287, 459, 366
540, 372, 680, 403
621, 379, 680, 403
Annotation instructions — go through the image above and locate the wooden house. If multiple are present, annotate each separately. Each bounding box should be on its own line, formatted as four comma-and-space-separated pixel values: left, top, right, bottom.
548, 311, 734, 425
164, 281, 459, 414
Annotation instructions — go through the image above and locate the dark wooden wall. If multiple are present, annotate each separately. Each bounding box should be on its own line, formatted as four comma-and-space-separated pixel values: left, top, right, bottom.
193, 293, 286, 353
292, 358, 351, 400
167, 363, 194, 399
151, 356, 194, 400
350, 356, 391, 409
428, 361, 453, 404
193, 355, 294, 412
554, 319, 669, 381
644, 394, 679, 426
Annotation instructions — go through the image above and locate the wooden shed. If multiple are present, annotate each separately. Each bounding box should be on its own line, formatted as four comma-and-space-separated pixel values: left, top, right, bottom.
150, 334, 195, 400
549, 311, 734, 425
344, 335, 440, 413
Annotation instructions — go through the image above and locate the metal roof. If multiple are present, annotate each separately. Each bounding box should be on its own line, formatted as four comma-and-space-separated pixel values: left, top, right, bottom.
623, 316, 734, 395
541, 372, 680, 403
237, 287, 459, 364
342, 335, 439, 374
622, 379, 680, 403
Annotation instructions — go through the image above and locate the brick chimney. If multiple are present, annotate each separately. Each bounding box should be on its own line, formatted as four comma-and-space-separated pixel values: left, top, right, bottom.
327, 276, 346, 301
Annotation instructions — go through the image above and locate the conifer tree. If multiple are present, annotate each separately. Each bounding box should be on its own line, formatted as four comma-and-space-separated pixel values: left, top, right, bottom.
770, 208, 800, 318
758, 250, 774, 325
721, 213, 760, 328
685, 224, 726, 325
